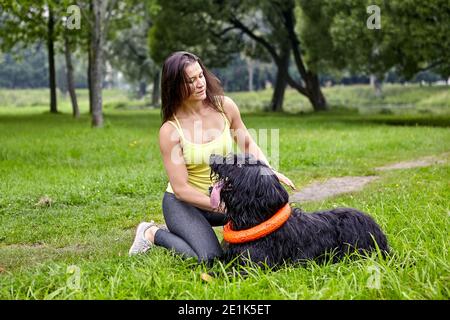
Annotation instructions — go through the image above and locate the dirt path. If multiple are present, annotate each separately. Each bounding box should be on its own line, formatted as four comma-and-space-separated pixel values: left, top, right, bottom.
289, 176, 379, 203
290, 153, 448, 204
375, 153, 449, 171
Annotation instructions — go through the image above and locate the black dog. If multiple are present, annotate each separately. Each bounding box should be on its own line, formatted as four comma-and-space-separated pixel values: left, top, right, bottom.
209, 154, 389, 267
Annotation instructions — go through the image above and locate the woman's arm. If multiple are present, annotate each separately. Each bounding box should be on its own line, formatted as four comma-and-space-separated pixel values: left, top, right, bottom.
159, 122, 224, 212
223, 96, 296, 190
222, 96, 271, 166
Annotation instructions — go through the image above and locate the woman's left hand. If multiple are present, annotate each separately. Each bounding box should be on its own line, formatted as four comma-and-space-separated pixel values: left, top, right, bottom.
272, 170, 296, 190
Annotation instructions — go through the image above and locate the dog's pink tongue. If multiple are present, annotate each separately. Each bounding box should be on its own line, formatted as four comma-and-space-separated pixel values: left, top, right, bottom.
210, 181, 223, 209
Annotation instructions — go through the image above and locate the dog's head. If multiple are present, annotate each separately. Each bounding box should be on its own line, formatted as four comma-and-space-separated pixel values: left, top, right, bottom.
209, 153, 289, 228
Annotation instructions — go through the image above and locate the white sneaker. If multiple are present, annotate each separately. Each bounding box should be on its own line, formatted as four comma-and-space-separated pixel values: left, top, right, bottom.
128, 221, 154, 256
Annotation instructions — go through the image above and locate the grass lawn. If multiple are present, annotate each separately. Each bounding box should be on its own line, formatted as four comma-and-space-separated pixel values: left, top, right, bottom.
0, 86, 449, 299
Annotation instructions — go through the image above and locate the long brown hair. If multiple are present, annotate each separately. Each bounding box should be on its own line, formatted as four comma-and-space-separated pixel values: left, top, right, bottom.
160, 51, 224, 124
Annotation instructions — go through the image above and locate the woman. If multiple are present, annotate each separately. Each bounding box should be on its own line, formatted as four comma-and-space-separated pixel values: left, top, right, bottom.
129, 51, 295, 264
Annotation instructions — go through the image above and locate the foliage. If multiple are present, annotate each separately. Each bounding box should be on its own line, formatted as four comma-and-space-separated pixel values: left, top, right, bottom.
0, 44, 90, 89
0, 1, 85, 53
212, 54, 277, 92
148, 0, 243, 67
301, 0, 450, 79
105, 0, 158, 93
296, 0, 341, 73
0, 44, 49, 88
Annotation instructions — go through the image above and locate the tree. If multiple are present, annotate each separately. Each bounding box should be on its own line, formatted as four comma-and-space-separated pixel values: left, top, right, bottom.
149, 0, 329, 111
0, 45, 49, 88
0, 1, 60, 112
64, 32, 80, 117
211, 54, 276, 92
59, 2, 84, 118
307, 0, 450, 93
89, 0, 105, 127
105, 0, 160, 105
46, 4, 57, 113
0, 1, 86, 115
77, 0, 134, 127
148, 1, 241, 66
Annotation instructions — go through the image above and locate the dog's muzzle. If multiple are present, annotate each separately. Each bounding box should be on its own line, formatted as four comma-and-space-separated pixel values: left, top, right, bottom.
210, 181, 223, 209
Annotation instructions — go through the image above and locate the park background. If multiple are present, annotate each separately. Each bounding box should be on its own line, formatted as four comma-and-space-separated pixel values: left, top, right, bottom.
0, 0, 449, 299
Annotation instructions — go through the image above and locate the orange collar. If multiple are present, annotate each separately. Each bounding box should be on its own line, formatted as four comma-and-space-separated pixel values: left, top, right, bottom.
223, 203, 291, 244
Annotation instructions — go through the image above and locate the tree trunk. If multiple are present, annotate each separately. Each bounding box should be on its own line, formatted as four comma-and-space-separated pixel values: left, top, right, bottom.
87, 1, 94, 115
304, 72, 328, 111
269, 49, 289, 112
281, 4, 328, 112
139, 81, 146, 99
87, 47, 93, 114
47, 6, 57, 113
370, 74, 383, 97
246, 58, 254, 91
91, 0, 104, 127
64, 36, 80, 118
228, 5, 329, 112
151, 70, 160, 107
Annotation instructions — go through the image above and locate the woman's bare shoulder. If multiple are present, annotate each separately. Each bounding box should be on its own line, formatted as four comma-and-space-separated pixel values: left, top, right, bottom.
159, 121, 180, 143
221, 95, 239, 110
160, 120, 173, 132
221, 96, 240, 122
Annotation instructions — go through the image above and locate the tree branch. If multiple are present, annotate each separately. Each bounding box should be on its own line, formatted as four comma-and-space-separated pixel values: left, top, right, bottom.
282, 7, 308, 80
417, 59, 446, 73
124, 39, 147, 61
270, 2, 308, 95
287, 74, 308, 95
228, 15, 281, 65
195, 13, 239, 40
210, 25, 239, 39
76, 0, 93, 29
104, 0, 118, 34
105, 0, 118, 22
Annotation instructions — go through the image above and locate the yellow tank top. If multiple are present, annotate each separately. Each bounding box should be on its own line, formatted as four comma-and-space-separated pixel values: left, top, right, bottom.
165, 111, 234, 196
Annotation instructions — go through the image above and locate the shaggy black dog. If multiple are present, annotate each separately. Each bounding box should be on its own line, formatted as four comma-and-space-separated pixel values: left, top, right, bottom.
209, 153, 389, 267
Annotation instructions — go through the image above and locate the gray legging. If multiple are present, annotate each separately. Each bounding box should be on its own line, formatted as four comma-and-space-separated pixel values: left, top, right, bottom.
154, 192, 227, 264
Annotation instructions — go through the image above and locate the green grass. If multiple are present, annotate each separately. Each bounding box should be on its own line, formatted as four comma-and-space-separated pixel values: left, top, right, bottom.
0, 88, 149, 115
0, 86, 449, 299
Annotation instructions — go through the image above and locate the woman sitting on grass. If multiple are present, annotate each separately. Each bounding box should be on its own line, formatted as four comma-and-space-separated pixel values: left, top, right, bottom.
129, 51, 295, 264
